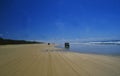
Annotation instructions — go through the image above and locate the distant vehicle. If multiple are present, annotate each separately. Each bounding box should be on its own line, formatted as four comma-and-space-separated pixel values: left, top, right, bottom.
65, 42, 70, 48
48, 43, 50, 45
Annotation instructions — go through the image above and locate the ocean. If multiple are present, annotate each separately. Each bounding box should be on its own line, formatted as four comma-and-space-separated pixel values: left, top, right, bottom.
58, 43, 120, 55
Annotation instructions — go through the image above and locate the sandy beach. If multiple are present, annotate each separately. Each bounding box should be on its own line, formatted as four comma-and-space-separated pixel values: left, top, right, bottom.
0, 44, 120, 76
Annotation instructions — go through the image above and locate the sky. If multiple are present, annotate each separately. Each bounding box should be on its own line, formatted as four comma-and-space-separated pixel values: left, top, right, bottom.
0, 0, 120, 42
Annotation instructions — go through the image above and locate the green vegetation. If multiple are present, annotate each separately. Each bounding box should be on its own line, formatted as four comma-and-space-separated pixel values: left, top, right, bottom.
0, 37, 43, 45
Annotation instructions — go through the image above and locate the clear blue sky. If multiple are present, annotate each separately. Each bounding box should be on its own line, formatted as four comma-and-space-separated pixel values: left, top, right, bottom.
0, 0, 120, 42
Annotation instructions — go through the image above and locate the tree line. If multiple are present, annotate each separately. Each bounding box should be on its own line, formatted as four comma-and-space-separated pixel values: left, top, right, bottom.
0, 37, 43, 45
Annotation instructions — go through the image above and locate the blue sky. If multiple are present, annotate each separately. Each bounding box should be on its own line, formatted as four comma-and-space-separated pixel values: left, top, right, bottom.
0, 0, 120, 42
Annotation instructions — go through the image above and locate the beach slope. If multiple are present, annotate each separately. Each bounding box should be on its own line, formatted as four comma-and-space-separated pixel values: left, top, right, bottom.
0, 44, 120, 76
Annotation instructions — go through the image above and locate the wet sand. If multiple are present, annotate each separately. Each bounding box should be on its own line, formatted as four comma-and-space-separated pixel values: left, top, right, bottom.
0, 44, 120, 76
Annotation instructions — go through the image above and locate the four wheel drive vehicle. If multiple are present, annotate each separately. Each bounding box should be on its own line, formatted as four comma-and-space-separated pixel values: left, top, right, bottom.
65, 42, 70, 48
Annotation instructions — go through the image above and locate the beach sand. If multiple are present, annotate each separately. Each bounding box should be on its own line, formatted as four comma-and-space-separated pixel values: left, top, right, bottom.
0, 44, 120, 76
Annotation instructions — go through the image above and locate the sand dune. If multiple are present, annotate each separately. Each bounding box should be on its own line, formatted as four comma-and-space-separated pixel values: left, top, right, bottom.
0, 44, 120, 76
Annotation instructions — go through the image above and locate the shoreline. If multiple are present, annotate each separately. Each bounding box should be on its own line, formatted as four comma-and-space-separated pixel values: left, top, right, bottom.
56, 44, 120, 56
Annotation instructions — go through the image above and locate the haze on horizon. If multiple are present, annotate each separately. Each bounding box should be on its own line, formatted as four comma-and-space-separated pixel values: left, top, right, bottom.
0, 0, 120, 42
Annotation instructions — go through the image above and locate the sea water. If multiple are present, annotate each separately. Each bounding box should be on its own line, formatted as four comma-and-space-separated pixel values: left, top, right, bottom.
58, 43, 120, 55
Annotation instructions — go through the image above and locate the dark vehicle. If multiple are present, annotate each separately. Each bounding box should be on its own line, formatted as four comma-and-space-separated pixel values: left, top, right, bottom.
64, 42, 70, 48
48, 43, 50, 45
